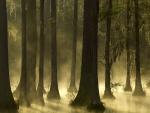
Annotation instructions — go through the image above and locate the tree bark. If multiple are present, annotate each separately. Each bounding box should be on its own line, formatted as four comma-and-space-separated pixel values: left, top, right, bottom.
26, 0, 38, 101
124, 0, 132, 92
71, 0, 105, 111
37, 0, 45, 105
19, 0, 30, 107
0, 0, 18, 109
47, 0, 60, 100
132, 0, 145, 96
103, 0, 115, 99
68, 0, 78, 93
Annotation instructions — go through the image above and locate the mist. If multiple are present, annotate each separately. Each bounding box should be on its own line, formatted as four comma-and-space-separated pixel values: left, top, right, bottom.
1, 0, 150, 113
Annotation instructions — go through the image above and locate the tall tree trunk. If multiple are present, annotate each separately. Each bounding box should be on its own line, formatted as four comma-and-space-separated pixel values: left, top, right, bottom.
19, 0, 30, 107
132, 0, 145, 96
45, 0, 51, 46
0, 0, 18, 109
124, 0, 132, 92
37, 0, 45, 105
59, 0, 64, 22
71, 0, 105, 111
103, 0, 115, 99
26, 0, 38, 102
47, 0, 60, 100
68, 0, 78, 93
43, 0, 50, 94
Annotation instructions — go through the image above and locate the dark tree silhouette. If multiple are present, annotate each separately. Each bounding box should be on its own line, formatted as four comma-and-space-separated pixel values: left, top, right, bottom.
71, 0, 105, 111
124, 0, 132, 92
132, 0, 145, 96
47, 0, 60, 100
0, 0, 18, 110
26, 0, 38, 101
42, 0, 50, 94
103, 0, 115, 99
37, 0, 45, 105
19, 0, 30, 107
68, 0, 78, 93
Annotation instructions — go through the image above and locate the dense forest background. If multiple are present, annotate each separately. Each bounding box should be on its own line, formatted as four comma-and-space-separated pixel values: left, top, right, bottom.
8, 0, 84, 89
7, 0, 150, 89
1, 0, 150, 112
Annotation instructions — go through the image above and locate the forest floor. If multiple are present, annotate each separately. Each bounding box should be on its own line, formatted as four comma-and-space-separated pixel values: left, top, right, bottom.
8, 85, 150, 113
